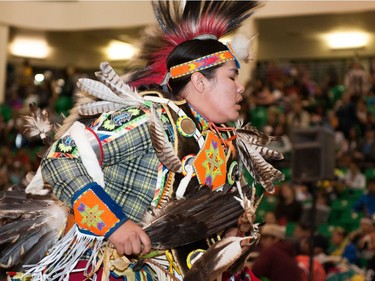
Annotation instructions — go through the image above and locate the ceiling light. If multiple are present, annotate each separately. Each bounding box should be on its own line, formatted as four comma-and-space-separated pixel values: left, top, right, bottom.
325, 31, 369, 50
9, 36, 49, 59
106, 40, 137, 60
34, 73, 45, 84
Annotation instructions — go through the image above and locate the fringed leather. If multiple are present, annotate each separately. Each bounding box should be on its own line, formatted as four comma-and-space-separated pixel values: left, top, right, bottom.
23, 225, 104, 281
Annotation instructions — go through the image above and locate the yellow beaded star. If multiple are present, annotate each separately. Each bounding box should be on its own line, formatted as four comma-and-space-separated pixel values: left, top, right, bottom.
80, 204, 104, 228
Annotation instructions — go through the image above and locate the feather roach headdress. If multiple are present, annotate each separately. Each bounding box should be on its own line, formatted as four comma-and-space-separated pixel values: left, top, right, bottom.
128, 0, 260, 87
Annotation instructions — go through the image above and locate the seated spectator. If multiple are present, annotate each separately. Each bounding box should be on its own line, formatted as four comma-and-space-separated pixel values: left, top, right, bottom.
329, 227, 359, 265
298, 234, 330, 281
275, 182, 303, 225
356, 129, 375, 164
350, 217, 374, 261
251, 224, 303, 281
292, 222, 311, 255
253, 85, 278, 106
295, 183, 313, 202
311, 234, 330, 262
296, 255, 326, 281
336, 126, 361, 162
334, 92, 358, 139
303, 234, 363, 280
286, 97, 311, 132
344, 161, 366, 190
263, 210, 278, 225
353, 178, 375, 217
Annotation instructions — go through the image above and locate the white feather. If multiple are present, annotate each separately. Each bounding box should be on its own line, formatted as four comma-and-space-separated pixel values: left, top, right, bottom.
230, 33, 251, 61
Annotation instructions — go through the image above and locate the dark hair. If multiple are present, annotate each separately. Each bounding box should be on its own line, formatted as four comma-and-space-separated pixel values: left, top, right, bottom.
167, 39, 228, 96
313, 234, 329, 253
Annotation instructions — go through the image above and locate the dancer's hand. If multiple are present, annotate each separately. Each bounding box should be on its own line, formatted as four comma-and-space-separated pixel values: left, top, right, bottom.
109, 220, 151, 256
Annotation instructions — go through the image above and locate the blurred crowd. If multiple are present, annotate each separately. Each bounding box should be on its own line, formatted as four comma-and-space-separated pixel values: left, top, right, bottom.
242, 59, 375, 169
240, 59, 375, 280
0, 60, 89, 190
1, 57, 375, 280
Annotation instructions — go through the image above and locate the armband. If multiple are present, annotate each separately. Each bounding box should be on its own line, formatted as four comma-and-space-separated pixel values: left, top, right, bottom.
72, 182, 128, 238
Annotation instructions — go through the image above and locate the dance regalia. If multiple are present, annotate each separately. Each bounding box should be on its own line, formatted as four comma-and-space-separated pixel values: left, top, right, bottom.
2, 63, 284, 281
0, 1, 286, 280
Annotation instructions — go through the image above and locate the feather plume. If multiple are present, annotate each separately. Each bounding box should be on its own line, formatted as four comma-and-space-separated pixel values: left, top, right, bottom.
244, 142, 284, 161
237, 139, 284, 194
0, 216, 44, 245
148, 105, 182, 173
228, 231, 260, 275
0, 195, 53, 220
54, 63, 145, 137
95, 62, 144, 105
25, 167, 50, 196
23, 103, 53, 143
128, 0, 259, 87
77, 78, 130, 105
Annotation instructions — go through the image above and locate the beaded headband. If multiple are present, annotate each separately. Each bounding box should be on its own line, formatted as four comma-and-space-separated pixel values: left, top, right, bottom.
169, 50, 236, 79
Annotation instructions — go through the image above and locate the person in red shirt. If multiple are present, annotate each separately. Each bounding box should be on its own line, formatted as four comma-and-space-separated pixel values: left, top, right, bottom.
251, 224, 303, 281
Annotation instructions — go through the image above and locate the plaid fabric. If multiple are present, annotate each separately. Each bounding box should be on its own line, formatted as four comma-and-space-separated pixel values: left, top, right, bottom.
41, 106, 165, 223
